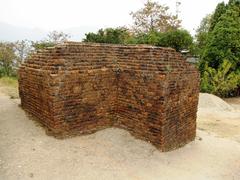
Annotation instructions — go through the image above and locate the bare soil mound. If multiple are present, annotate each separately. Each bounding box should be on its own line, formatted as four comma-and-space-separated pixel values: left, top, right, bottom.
197, 93, 240, 142
198, 93, 234, 111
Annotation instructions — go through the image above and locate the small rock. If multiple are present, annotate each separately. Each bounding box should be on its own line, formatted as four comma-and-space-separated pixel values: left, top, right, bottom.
29, 173, 34, 178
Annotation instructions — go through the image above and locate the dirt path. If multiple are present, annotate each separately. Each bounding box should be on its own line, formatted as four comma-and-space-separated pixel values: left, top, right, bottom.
0, 91, 240, 180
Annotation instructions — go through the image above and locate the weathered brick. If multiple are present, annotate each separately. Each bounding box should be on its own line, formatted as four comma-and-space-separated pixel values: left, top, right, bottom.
18, 42, 199, 152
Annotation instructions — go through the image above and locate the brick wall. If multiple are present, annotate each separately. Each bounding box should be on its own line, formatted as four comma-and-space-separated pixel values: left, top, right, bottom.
19, 42, 199, 152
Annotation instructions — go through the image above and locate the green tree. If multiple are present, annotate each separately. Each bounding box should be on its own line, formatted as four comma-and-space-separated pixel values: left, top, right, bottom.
83, 27, 133, 44
202, 1, 240, 68
195, 14, 212, 56
130, 0, 181, 33
209, 2, 226, 31
201, 60, 240, 97
157, 29, 193, 52
0, 42, 16, 77
84, 27, 193, 52
132, 31, 161, 45
197, 0, 240, 97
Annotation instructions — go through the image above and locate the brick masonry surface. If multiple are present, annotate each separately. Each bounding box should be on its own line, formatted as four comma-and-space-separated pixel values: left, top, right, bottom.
18, 42, 200, 152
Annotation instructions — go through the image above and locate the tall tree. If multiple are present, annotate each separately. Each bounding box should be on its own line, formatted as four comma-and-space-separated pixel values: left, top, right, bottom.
209, 2, 226, 31
130, 0, 181, 33
14, 40, 32, 65
198, 0, 240, 97
195, 14, 212, 56
0, 42, 16, 76
202, 0, 240, 68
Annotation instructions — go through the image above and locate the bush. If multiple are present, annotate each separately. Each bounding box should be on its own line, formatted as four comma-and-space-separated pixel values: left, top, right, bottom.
200, 60, 240, 97
83, 27, 132, 44
157, 29, 193, 52
0, 42, 16, 77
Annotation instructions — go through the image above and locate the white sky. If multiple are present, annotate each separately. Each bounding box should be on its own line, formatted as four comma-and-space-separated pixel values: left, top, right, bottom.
0, 0, 228, 34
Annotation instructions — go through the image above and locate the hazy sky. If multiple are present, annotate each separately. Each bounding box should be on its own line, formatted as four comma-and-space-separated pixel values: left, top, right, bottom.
0, 0, 228, 34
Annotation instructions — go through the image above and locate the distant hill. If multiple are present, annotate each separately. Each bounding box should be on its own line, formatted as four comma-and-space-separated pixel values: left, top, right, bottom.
0, 22, 47, 42
0, 22, 99, 42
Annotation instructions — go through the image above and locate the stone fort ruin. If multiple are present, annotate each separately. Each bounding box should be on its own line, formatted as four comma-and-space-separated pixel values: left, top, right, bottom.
19, 42, 199, 151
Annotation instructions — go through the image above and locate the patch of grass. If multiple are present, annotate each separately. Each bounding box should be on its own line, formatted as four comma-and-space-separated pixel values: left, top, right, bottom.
0, 76, 18, 88
0, 76, 19, 98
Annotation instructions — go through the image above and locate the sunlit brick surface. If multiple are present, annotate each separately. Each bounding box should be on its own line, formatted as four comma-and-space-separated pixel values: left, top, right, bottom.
19, 42, 199, 151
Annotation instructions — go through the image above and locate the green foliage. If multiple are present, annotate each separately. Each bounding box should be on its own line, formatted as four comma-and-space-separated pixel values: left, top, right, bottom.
209, 2, 226, 32
83, 28, 193, 52
31, 42, 55, 51
0, 42, 16, 77
0, 76, 19, 98
202, 1, 240, 68
195, 14, 212, 56
197, 0, 240, 97
200, 60, 240, 97
0, 76, 18, 87
134, 29, 193, 52
157, 29, 193, 52
83, 27, 132, 44
132, 31, 161, 45
82, 1, 192, 52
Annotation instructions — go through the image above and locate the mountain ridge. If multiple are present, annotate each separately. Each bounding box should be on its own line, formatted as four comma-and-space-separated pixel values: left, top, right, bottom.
0, 22, 99, 42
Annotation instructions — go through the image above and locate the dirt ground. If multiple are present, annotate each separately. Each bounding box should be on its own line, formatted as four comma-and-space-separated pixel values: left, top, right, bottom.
197, 94, 240, 143
0, 84, 240, 180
